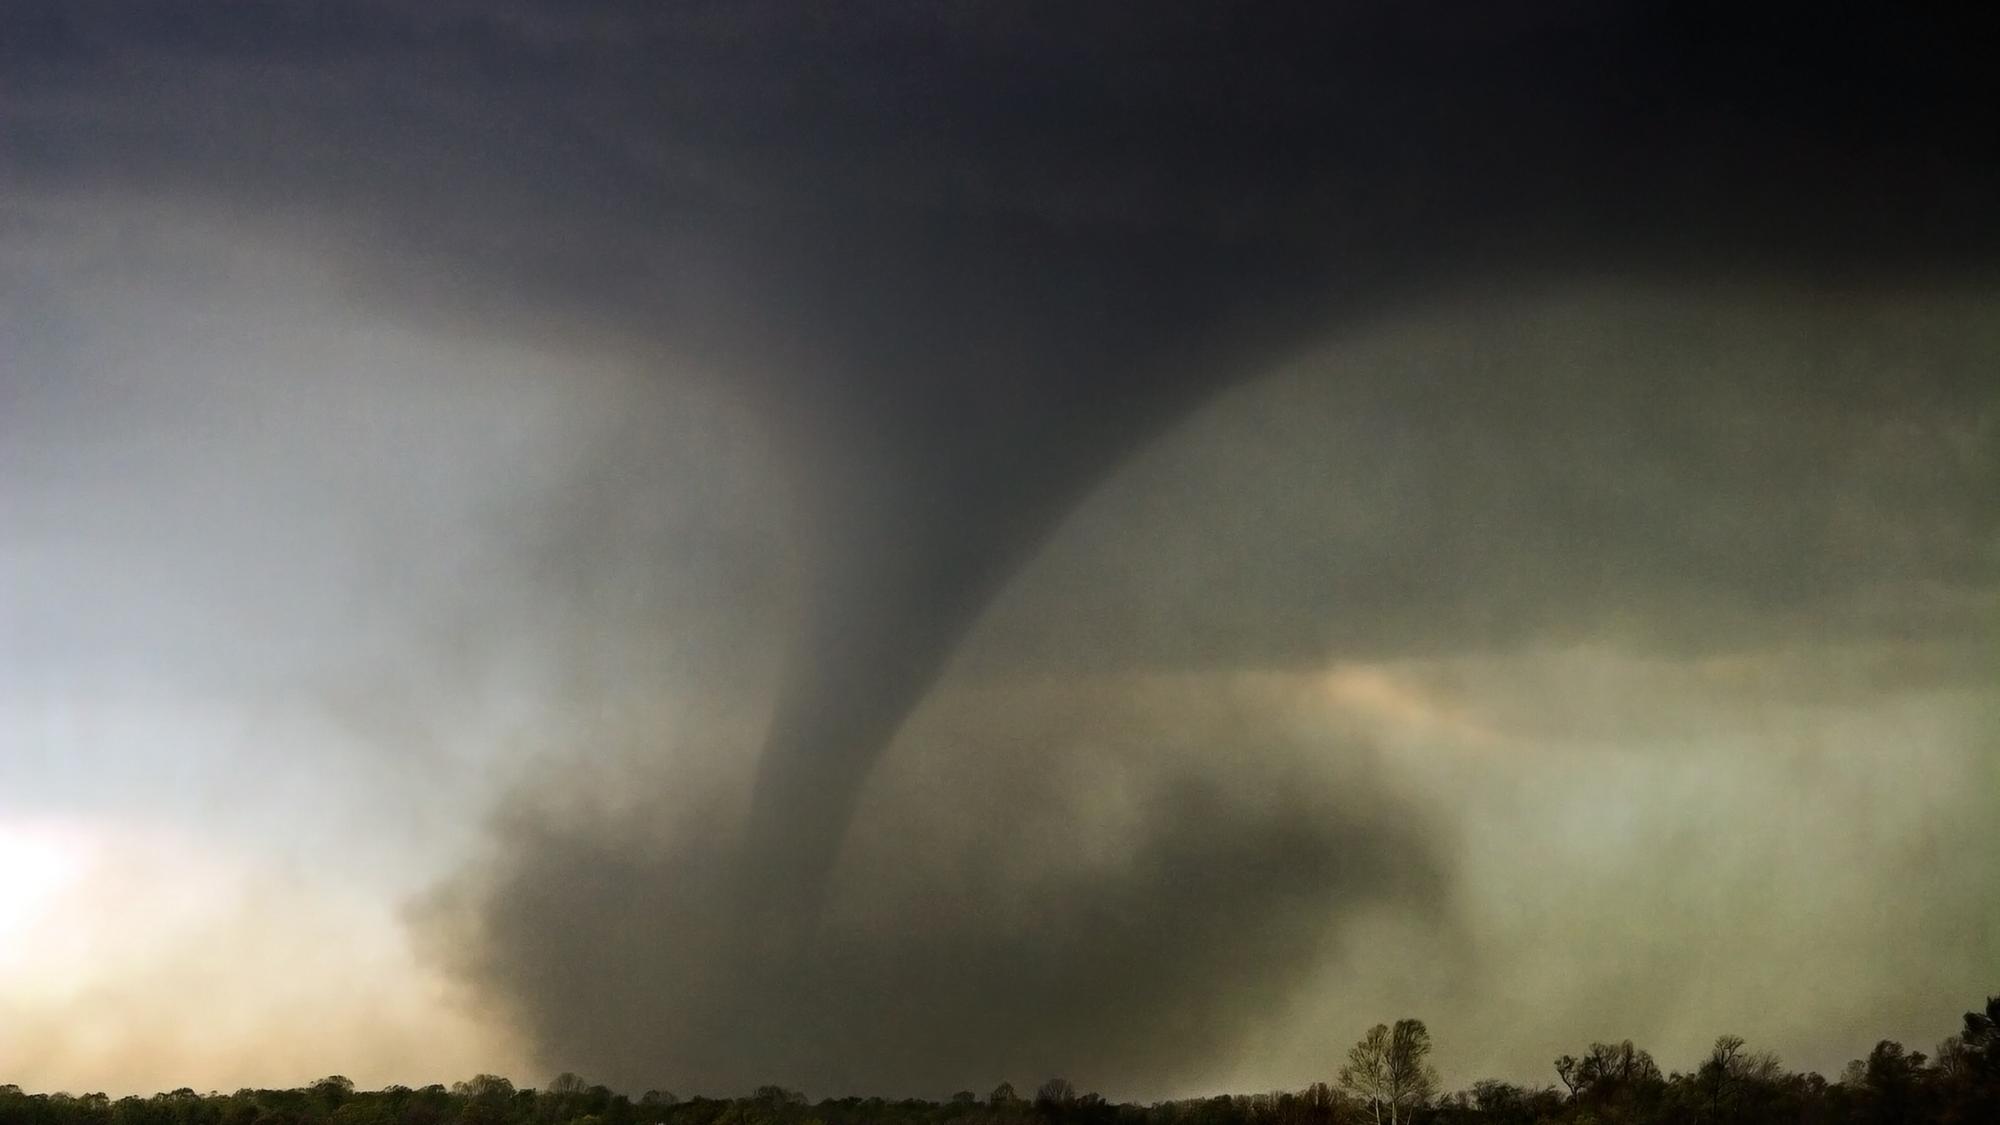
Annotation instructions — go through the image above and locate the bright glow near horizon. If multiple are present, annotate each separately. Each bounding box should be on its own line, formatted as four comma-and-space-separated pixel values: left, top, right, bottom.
0, 815, 528, 1095
0, 820, 94, 971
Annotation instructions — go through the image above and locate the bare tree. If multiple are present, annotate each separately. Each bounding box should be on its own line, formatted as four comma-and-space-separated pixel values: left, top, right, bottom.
1556, 1040, 1661, 1103
1339, 1020, 1440, 1125
1695, 1034, 1781, 1124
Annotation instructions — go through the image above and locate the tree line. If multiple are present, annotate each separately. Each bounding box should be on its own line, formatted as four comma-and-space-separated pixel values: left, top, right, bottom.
4, 994, 1994, 1125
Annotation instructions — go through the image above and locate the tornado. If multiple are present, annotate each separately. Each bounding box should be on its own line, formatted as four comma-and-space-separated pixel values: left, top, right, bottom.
728, 217, 1343, 940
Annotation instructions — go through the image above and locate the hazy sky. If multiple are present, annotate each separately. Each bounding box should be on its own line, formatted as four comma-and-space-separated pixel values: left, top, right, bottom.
3, 0, 1997, 1103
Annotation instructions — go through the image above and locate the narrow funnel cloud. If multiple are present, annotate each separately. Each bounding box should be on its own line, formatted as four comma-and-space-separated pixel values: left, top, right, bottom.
732, 223, 1332, 933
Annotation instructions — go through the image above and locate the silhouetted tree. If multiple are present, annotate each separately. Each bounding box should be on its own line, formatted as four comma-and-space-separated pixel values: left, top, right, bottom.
313, 1079, 358, 1113
1458, 1081, 1556, 1125
1035, 1081, 1077, 1115
1294, 1083, 1336, 1125
10, 993, 2000, 1125
1847, 1040, 1936, 1125
1683, 1035, 1782, 1125
1935, 996, 2000, 1123
453, 1079, 516, 1104
1553, 1039, 1663, 1120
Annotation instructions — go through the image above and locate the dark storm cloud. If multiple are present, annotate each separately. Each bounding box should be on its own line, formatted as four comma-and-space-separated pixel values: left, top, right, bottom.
968, 289, 2000, 675
8, 0, 1998, 1098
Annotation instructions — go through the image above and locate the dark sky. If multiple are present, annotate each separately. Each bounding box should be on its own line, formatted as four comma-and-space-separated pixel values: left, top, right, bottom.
2, 0, 1996, 1101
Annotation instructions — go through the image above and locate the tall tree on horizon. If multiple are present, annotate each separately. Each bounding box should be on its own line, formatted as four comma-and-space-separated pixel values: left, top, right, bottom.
1340, 1020, 1440, 1125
